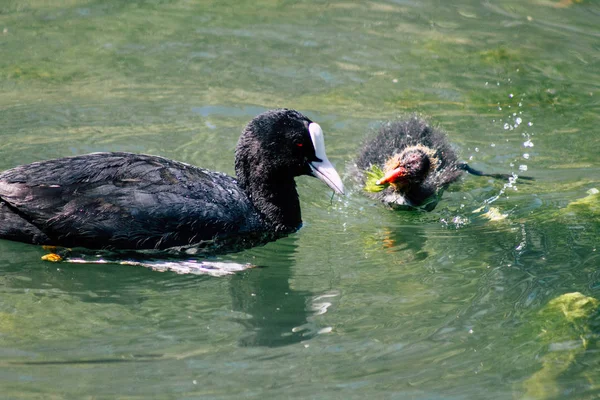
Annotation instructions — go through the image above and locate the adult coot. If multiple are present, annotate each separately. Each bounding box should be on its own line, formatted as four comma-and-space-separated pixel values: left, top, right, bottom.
0, 109, 344, 255
355, 116, 528, 211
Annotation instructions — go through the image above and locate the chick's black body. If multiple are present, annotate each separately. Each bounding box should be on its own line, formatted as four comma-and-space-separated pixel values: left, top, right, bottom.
0, 109, 343, 253
355, 116, 463, 210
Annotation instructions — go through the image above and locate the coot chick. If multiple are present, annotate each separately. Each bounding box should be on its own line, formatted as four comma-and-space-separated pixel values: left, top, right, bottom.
0, 109, 344, 255
355, 116, 527, 211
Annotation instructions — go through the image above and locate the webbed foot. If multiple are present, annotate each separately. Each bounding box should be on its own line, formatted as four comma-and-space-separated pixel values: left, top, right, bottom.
41, 246, 71, 262
42, 253, 63, 262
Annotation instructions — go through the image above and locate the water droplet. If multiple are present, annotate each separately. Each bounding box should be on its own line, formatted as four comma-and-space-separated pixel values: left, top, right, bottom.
528, 122, 533, 126
509, 93, 514, 98
491, 143, 496, 147
523, 153, 530, 159
503, 123, 510, 130
475, 147, 479, 152
515, 117, 522, 125
519, 165, 528, 171
523, 140, 534, 148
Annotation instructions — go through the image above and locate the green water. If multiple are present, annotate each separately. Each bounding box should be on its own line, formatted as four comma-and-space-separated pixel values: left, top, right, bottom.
1, 0, 599, 398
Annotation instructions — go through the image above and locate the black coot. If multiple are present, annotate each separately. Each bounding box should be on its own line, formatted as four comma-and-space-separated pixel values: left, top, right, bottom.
0, 109, 344, 254
355, 116, 526, 211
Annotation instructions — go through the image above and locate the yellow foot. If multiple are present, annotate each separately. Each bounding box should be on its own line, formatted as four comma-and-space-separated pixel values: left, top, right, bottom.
41, 253, 63, 262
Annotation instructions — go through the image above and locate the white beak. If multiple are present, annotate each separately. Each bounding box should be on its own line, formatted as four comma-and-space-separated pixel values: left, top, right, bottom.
308, 123, 345, 195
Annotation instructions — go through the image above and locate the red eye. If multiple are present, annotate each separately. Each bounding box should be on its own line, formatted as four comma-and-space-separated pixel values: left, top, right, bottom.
296, 143, 303, 147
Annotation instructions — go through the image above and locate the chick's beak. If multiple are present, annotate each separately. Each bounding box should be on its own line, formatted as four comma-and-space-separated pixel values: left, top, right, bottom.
376, 166, 407, 186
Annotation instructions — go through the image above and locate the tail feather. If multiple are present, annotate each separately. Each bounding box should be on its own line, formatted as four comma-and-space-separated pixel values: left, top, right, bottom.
0, 201, 51, 244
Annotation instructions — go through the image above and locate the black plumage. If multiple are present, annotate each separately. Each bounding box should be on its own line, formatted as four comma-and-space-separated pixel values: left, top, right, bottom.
355, 116, 463, 211
355, 116, 532, 211
0, 109, 344, 253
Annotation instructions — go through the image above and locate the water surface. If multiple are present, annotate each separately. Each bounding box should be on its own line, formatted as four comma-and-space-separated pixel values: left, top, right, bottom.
1, 0, 599, 398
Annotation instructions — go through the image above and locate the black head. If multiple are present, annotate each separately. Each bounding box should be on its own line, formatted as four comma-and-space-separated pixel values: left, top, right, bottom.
235, 109, 344, 194
377, 146, 434, 189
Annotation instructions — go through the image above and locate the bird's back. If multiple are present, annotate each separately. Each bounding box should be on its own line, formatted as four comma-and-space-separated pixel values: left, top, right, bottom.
0, 152, 266, 251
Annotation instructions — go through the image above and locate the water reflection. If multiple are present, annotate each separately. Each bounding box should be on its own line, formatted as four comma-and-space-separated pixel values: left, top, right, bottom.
0, 243, 210, 306
229, 237, 317, 347
2, 0, 600, 396
0, 235, 329, 348
384, 222, 428, 261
